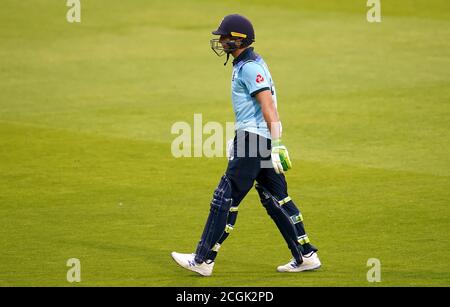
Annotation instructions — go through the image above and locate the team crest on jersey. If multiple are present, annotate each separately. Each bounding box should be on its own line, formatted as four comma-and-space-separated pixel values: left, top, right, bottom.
256, 74, 264, 83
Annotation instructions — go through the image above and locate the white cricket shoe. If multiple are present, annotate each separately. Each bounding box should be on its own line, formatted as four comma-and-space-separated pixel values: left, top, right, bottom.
171, 252, 214, 277
277, 252, 321, 272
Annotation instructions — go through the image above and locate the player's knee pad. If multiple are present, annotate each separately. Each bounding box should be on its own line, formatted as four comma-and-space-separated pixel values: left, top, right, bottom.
255, 184, 286, 219
210, 175, 233, 214
255, 184, 303, 262
195, 175, 233, 262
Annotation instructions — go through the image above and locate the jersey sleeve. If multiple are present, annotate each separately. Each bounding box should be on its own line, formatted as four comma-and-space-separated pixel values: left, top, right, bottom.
240, 62, 271, 97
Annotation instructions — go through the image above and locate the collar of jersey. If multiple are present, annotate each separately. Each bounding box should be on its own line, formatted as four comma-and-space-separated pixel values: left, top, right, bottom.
232, 47, 258, 66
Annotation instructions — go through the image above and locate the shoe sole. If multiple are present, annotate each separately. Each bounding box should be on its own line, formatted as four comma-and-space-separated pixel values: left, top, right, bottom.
171, 252, 212, 277
277, 264, 321, 273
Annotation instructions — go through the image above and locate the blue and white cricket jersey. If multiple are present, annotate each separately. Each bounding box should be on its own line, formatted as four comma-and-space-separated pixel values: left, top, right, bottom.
231, 47, 277, 140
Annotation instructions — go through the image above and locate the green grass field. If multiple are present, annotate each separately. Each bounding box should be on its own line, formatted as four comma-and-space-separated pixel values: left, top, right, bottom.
1, 0, 449, 286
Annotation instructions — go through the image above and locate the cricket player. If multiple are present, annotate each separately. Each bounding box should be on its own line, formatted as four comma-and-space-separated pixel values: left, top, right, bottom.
171, 14, 321, 276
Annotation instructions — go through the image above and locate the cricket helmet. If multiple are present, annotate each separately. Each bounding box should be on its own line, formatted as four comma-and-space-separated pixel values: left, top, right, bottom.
210, 14, 255, 58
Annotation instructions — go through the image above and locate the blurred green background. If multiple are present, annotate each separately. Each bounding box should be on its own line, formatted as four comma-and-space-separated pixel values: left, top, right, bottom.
0, 0, 449, 286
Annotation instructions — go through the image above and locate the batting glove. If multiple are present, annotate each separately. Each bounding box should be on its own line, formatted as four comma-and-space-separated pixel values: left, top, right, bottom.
271, 139, 292, 174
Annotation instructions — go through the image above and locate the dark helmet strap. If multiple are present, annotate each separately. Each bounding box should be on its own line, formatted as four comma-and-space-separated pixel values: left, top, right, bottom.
224, 53, 230, 66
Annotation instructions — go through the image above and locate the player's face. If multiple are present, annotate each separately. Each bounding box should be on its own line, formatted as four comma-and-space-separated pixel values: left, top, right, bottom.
210, 35, 230, 57
210, 35, 241, 57
221, 35, 242, 53
219, 35, 231, 48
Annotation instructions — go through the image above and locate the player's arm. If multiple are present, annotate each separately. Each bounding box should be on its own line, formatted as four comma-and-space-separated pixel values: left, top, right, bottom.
255, 90, 292, 174
255, 90, 281, 140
